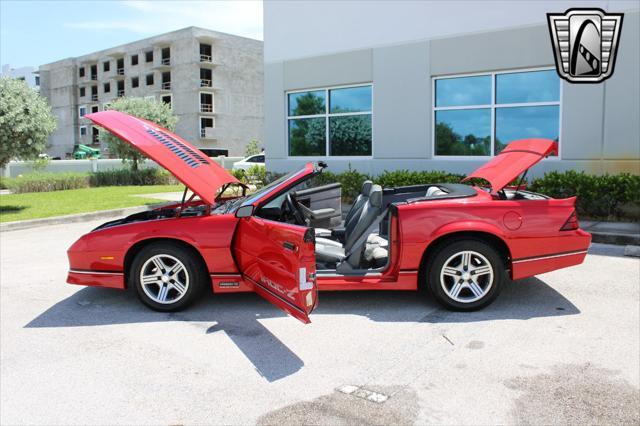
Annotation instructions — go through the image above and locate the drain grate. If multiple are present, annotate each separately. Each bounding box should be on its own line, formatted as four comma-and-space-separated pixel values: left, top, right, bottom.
337, 385, 389, 403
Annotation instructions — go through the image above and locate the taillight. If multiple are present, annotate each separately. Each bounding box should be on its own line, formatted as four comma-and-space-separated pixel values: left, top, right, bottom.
560, 210, 579, 231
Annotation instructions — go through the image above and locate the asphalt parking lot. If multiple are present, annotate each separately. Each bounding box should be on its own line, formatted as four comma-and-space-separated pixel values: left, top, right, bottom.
1, 219, 639, 425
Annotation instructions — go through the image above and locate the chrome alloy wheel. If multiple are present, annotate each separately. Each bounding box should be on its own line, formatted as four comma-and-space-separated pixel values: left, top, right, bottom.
440, 250, 494, 303
139, 254, 189, 304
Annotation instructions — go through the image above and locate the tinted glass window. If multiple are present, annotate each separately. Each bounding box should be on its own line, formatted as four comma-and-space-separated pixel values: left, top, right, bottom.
289, 118, 326, 156
495, 106, 560, 153
329, 115, 372, 156
288, 91, 325, 116
435, 109, 491, 156
435, 75, 491, 107
255, 155, 264, 162
496, 70, 560, 104
329, 86, 372, 113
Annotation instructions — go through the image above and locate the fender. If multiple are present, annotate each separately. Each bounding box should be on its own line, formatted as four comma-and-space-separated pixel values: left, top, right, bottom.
431, 220, 508, 242
425, 220, 512, 260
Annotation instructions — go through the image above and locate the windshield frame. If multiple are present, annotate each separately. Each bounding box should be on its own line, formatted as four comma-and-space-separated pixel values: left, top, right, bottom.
237, 163, 315, 211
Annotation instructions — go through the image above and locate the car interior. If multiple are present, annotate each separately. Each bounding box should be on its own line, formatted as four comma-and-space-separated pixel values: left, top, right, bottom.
254, 174, 478, 275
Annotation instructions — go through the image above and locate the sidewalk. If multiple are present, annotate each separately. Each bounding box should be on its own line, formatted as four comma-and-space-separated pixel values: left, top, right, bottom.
581, 220, 640, 246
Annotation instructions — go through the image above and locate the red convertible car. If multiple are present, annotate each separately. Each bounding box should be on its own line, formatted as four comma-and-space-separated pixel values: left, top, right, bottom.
67, 111, 591, 323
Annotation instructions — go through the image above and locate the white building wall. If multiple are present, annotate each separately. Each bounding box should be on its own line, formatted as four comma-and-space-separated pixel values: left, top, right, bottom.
265, 0, 638, 62
1, 64, 39, 88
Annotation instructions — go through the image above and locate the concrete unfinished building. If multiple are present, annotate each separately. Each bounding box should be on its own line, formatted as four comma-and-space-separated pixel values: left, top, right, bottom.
38, 27, 263, 158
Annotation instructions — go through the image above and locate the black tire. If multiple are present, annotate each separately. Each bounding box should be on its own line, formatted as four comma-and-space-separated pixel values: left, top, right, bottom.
426, 239, 505, 311
129, 242, 206, 312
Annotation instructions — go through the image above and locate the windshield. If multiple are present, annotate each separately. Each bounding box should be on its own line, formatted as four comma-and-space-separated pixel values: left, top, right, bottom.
240, 167, 308, 208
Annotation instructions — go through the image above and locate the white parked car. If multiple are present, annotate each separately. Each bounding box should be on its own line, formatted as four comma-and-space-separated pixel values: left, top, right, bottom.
232, 154, 265, 171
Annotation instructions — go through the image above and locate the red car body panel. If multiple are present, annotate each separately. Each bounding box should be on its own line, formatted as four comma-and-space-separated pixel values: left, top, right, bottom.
87, 111, 241, 204
66, 115, 591, 322
462, 139, 557, 193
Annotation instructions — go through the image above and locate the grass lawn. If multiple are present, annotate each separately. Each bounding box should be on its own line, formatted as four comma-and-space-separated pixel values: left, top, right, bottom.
0, 185, 182, 222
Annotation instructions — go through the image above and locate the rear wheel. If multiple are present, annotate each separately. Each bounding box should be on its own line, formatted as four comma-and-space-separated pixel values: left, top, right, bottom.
426, 239, 505, 311
130, 242, 206, 312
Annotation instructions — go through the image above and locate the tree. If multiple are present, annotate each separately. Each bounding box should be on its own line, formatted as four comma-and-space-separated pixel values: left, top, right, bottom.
101, 97, 178, 170
0, 77, 56, 168
244, 139, 261, 156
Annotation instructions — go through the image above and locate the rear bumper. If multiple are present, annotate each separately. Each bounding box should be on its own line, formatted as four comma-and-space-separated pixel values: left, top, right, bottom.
511, 229, 591, 280
67, 269, 125, 289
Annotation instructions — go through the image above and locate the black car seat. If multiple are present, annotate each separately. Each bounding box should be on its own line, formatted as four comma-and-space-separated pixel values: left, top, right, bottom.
314, 180, 373, 238
315, 185, 384, 269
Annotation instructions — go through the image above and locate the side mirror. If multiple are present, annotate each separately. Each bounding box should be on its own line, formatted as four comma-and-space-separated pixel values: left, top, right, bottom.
235, 205, 254, 218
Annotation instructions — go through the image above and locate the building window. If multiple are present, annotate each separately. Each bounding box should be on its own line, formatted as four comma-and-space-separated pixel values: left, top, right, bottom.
103, 61, 110, 72
131, 76, 139, 88
117, 80, 125, 97
131, 54, 138, 66
161, 47, 171, 65
79, 67, 85, 78
79, 126, 87, 137
116, 58, 124, 75
91, 105, 99, 113
146, 73, 154, 86
161, 94, 172, 108
145, 50, 153, 63
35, 75, 40, 86
433, 69, 560, 157
287, 85, 372, 156
200, 43, 213, 62
79, 87, 85, 97
103, 82, 110, 93
200, 92, 213, 112
78, 105, 87, 118
92, 127, 100, 144
200, 117, 215, 139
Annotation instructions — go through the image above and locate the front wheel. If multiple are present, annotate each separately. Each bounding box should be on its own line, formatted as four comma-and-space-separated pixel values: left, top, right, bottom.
426, 239, 505, 311
130, 242, 206, 312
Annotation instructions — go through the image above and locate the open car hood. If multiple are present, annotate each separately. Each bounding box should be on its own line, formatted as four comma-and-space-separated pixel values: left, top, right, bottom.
87, 111, 240, 205
462, 139, 557, 193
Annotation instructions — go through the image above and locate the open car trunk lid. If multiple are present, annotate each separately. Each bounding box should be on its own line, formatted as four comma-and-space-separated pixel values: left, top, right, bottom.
87, 110, 241, 205
462, 139, 558, 193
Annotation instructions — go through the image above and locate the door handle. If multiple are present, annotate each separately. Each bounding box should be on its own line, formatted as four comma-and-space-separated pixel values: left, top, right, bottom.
283, 241, 298, 252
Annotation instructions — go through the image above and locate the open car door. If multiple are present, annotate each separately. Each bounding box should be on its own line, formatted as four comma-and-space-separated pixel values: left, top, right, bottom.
233, 216, 317, 324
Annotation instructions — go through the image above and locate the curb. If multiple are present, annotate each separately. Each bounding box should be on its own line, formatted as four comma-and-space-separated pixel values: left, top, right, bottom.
590, 231, 640, 246
0, 206, 150, 232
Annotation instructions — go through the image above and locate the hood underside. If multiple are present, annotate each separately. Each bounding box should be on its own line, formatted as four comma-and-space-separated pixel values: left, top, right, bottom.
462, 139, 558, 193
87, 111, 240, 205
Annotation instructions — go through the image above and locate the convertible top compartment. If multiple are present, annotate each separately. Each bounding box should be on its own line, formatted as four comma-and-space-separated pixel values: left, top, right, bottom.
383, 183, 477, 206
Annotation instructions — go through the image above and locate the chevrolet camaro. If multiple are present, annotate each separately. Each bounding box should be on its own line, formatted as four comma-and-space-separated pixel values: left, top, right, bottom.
67, 111, 591, 323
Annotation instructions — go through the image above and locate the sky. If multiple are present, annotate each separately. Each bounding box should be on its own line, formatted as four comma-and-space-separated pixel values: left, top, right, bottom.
0, 0, 263, 68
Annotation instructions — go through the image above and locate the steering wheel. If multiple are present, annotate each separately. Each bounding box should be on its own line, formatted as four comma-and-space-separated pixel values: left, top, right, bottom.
285, 193, 306, 225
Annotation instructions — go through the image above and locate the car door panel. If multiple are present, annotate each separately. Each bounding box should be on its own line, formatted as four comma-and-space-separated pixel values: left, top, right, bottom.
233, 216, 317, 323
295, 183, 342, 228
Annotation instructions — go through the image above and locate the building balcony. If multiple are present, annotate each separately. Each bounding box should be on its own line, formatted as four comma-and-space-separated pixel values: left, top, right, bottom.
91, 94, 99, 102
200, 54, 213, 63
161, 57, 171, 66
117, 68, 125, 75
159, 81, 171, 91
200, 127, 219, 139
90, 74, 98, 81
200, 104, 213, 113
200, 79, 212, 88
117, 90, 125, 97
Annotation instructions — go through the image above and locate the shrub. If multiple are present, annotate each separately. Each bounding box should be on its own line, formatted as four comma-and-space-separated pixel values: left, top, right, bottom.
530, 171, 640, 220
2, 172, 89, 193
375, 169, 464, 187
315, 167, 371, 202
89, 168, 176, 187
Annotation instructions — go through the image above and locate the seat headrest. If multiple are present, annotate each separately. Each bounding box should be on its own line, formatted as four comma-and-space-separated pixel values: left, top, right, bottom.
369, 185, 382, 207
361, 180, 373, 196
